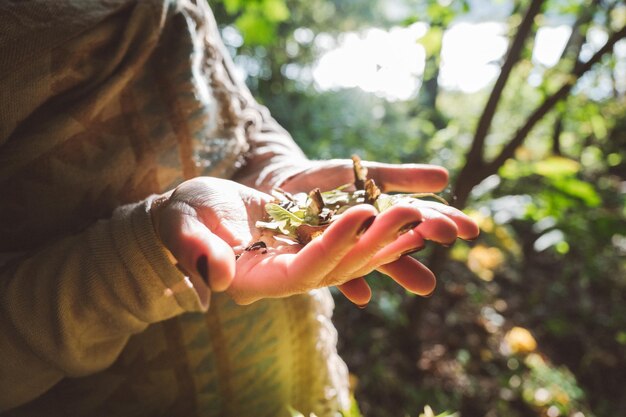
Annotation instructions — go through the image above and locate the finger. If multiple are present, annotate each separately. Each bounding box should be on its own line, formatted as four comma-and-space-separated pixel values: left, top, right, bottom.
415, 207, 459, 245
281, 160, 448, 193
326, 204, 423, 282
409, 201, 479, 240
287, 204, 379, 285
377, 256, 436, 296
228, 205, 377, 305
365, 162, 449, 193
337, 278, 372, 306
159, 210, 236, 293
356, 229, 426, 272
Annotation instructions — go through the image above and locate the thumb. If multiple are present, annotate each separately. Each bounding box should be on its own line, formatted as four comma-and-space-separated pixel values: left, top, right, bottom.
159, 212, 237, 294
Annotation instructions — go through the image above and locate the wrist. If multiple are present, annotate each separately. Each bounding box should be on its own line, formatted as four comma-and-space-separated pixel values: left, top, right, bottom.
148, 193, 211, 309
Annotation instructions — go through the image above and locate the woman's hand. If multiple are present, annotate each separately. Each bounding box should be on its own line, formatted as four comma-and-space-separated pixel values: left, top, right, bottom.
150, 177, 451, 305
273, 159, 480, 305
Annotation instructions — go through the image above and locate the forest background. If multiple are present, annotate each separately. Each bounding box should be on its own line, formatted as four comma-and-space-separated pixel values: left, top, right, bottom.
211, 0, 626, 416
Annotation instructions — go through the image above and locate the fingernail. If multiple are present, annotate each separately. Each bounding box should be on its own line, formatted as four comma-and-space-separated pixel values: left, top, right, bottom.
398, 221, 421, 235
401, 245, 425, 257
356, 216, 376, 237
196, 254, 210, 287
422, 289, 435, 298
356, 303, 368, 309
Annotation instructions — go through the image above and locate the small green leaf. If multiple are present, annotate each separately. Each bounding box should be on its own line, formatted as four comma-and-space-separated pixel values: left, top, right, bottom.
222, 0, 243, 15
552, 177, 601, 207
499, 159, 533, 180
418, 27, 443, 57
374, 194, 394, 212
262, 0, 290, 22
590, 114, 607, 139
235, 11, 276, 45
265, 203, 304, 224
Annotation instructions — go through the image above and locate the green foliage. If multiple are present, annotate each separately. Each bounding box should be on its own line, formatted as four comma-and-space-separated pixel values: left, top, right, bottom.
418, 27, 443, 57
210, 0, 626, 415
520, 354, 585, 416
219, 0, 290, 45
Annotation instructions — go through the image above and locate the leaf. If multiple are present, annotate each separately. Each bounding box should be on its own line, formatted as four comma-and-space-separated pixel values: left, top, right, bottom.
262, 0, 290, 22
265, 203, 304, 224
263, 203, 304, 236
254, 220, 283, 233
258, 156, 448, 244
296, 223, 329, 244
499, 159, 533, 180
551, 177, 601, 207
352, 154, 367, 190
305, 188, 324, 222
222, 0, 242, 15
271, 188, 297, 203
590, 113, 607, 139
235, 11, 276, 45
364, 178, 381, 204
534, 156, 580, 179
418, 27, 443, 57
374, 194, 394, 212
322, 188, 362, 207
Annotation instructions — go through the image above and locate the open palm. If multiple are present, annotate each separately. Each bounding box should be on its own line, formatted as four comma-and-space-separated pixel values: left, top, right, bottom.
272, 158, 480, 304
151, 177, 438, 305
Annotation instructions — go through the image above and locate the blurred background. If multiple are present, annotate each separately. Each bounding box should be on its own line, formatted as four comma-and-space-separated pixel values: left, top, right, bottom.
211, 0, 626, 415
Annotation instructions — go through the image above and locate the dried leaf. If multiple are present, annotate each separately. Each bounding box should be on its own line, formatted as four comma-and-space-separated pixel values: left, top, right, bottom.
352, 154, 367, 190
305, 188, 324, 223
296, 223, 329, 244
364, 178, 381, 205
256, 156, 448, 244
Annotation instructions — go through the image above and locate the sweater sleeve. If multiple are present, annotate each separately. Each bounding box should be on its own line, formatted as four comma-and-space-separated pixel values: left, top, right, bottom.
190, 0, 310, 191
0, 197, 207, 411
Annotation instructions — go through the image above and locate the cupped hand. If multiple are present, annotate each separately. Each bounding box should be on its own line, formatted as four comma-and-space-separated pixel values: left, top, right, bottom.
150, 177, 442, 305
275, 158, 480, 305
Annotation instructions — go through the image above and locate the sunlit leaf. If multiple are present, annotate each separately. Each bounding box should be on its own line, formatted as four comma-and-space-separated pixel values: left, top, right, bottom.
499, 159, 532, 180
534, 156, 580, 178
590, 113, 607, 139
551, 177, 601, 207
418, 27, 443, 57
222, 0, 243, 15
262, 0, 290, 22
236, 11, 276, 45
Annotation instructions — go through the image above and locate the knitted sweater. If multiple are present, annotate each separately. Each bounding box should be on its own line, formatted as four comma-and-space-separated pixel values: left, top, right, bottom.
0, 1, 349, 415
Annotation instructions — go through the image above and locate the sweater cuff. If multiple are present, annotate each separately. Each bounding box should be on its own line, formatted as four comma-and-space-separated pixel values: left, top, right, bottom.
103, 197, 208, 323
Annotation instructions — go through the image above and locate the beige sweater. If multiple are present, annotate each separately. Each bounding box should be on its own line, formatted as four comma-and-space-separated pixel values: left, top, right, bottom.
0, 1, 348, 415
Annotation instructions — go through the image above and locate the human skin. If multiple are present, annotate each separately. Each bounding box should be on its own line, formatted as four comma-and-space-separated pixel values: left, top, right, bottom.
150, 160, 479, 306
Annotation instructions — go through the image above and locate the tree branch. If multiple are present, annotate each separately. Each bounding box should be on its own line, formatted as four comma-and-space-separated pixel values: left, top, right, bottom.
487, 24, 626, 172
550, 0, 598, 157
465, 0, 545, 166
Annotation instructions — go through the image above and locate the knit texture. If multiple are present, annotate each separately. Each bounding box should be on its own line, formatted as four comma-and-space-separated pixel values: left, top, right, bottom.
0, 0, 348, 415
